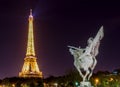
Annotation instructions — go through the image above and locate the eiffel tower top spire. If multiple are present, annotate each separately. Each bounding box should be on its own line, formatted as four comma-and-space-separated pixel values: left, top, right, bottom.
30, 9, 32, 15
26, 9, 35, 56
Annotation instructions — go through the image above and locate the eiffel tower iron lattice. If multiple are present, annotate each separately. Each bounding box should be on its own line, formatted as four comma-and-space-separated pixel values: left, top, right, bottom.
19, 10, 43, 78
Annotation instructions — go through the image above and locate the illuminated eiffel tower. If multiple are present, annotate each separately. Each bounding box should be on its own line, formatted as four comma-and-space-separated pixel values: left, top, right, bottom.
19, 10, 43, 78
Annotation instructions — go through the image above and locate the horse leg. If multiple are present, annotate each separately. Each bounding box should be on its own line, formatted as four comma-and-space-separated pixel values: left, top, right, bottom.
83, 70, 89, 82
77, 68, 84, 79
74, 63, 84, 81
88, 69, 93, 80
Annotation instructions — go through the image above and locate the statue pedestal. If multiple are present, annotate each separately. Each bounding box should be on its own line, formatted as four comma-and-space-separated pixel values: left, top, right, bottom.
79, 82, 93, 87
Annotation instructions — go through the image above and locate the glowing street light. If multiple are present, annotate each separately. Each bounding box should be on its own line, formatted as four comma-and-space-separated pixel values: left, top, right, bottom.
95, 78, 99, 87
110, 78, 113, 81
54, 83, 58, 87
12, 84, 15, 87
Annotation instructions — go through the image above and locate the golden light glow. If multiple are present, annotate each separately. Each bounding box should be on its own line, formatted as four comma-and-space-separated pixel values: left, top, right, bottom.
19, 10, 42, 78
26, 10, 35, 56
12, 84, 15, 87
95, 78, 99, 84
110, 78, 113, 81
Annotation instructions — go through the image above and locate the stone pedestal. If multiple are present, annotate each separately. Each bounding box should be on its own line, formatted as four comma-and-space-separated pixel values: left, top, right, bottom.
79, 82, 93, 87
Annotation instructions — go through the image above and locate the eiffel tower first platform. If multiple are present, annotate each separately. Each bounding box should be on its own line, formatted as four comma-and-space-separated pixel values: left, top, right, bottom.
19, 10, 43, 78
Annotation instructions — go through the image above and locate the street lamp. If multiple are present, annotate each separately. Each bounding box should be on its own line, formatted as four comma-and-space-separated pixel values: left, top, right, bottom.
95, 78, 99, 87
12, 84, 15, 87
54, 83, 58, 87
110, 78, 113, 81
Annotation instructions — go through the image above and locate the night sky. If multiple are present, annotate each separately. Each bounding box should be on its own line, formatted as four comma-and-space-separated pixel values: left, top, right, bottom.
0, 0, 120, 79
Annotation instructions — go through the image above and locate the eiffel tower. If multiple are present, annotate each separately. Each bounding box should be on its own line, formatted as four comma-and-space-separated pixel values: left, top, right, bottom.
19, 10, 43, 78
